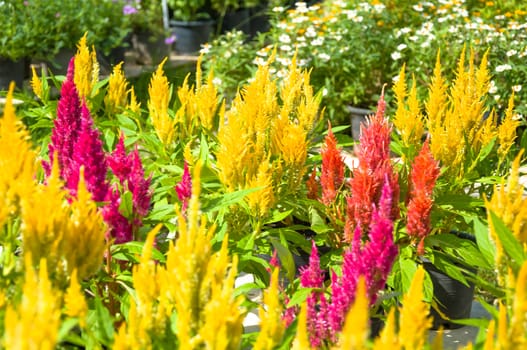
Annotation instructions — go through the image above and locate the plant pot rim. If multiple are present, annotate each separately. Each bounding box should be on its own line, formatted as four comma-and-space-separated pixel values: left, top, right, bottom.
346, 105, 375, 114
170, 19, 216, 27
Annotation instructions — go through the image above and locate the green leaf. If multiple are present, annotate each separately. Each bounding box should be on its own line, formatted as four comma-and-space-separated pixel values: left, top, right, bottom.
309, 207, 332, 234
90, 297, 114, 346
489, 210, 526, 270
430, 252, 470, 287
270, 238, 295, 283
116, 114, 137, 131
111, 241, 166, 263
118, 190, 134, 219
202, 187, 263, 212
264, 209, 293, 225
473, 217, 496, 267
287, 287, 315, 307
399, 258, 418, 294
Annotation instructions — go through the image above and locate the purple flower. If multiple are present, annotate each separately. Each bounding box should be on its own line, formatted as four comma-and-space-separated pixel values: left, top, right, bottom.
165, 35, 176, 45
122, 4, 138, 15
175, 161, 192, 211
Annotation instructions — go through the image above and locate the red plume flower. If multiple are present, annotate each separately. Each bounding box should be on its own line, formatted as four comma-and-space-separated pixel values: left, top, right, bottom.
320, 122, 345, 206
407, 141, 440, 255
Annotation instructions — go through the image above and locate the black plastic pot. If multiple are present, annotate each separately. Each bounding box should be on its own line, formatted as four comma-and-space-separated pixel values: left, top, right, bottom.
0, 57, 27, 90
347, 105, 374, 141
423, 260, 475, 329
170, 19, 215, 55
249, 3, 270, 38
220, 8, 251, 35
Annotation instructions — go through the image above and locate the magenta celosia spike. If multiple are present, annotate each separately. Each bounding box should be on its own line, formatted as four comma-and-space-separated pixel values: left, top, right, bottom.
66, 57, 75, 82
300, 241, 325, 289
102, 186, 133, 243
128, 148, 151, 218
107, 135, 131, 184
105, 135, 152, 242
66, 101, 109, 202
44, 68, 82, 177
269, 250, 280, 269
175, 161, 192, 211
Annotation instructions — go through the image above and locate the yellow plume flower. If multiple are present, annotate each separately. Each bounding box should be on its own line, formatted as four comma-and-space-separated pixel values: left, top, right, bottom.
398, 266, 432, 350
254, 268, 285, 350
337, 277, 369, 349
4, 256, 61, 350
507, 261, 527, 348
0, 82, 37, 226
116, 225, 166, 349
215, 54, 318, 220
246, 159, 276, 219
156, 162, 245, 348
74, 33, 99, 99
64, 269, 88, 327
21, 164, 106, 282
20, 155, 68, 277
422, 48, 494, 182
62, 167, 106, 279
393, 69, 424, 150
485, 151, 527, 285
30, 65, 43, 100
373, 309, 400, 349
497, 92, 520, 162
291, 303, 312, 350
105, 62, 129, 115
425, 51, 448, 135
127, 86, 141, 114
148, 58, 175, 145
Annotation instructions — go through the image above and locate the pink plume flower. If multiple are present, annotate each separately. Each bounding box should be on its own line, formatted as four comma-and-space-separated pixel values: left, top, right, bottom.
175, 161, 192, 211
106, 135, 152, 242
66, 102, 109, 202
102, 186, 133, 244
44, 58, 81, 178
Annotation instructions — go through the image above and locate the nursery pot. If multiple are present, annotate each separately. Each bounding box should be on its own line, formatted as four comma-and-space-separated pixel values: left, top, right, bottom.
249, 3, 270, 38
170, 20, 215, 55
220, 8, 251, 35
423, 260, 475, 329
347, 105, 374, 141
132, 31, 171, 66
0, 57, 26, 90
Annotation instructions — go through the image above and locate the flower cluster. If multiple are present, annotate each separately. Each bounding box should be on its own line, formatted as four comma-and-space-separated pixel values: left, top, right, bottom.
44, 53, 151, 243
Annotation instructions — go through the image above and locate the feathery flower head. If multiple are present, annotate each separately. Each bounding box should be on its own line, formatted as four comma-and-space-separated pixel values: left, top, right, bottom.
175, 161, 192, 212
4, 256, 61, 350
300, 240, 325, 289
30, 65, 43, 100
321, 122, 345, 205
407, 142, 440, 255
74, 32, 99, 99
45, 60, 82, 178
64, 269, 88, 327
66, 101, 109, 202
105, 62, 129, 115
102, 186, 133, 244
148, 57, 174, 145
355, 92, 391, 171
